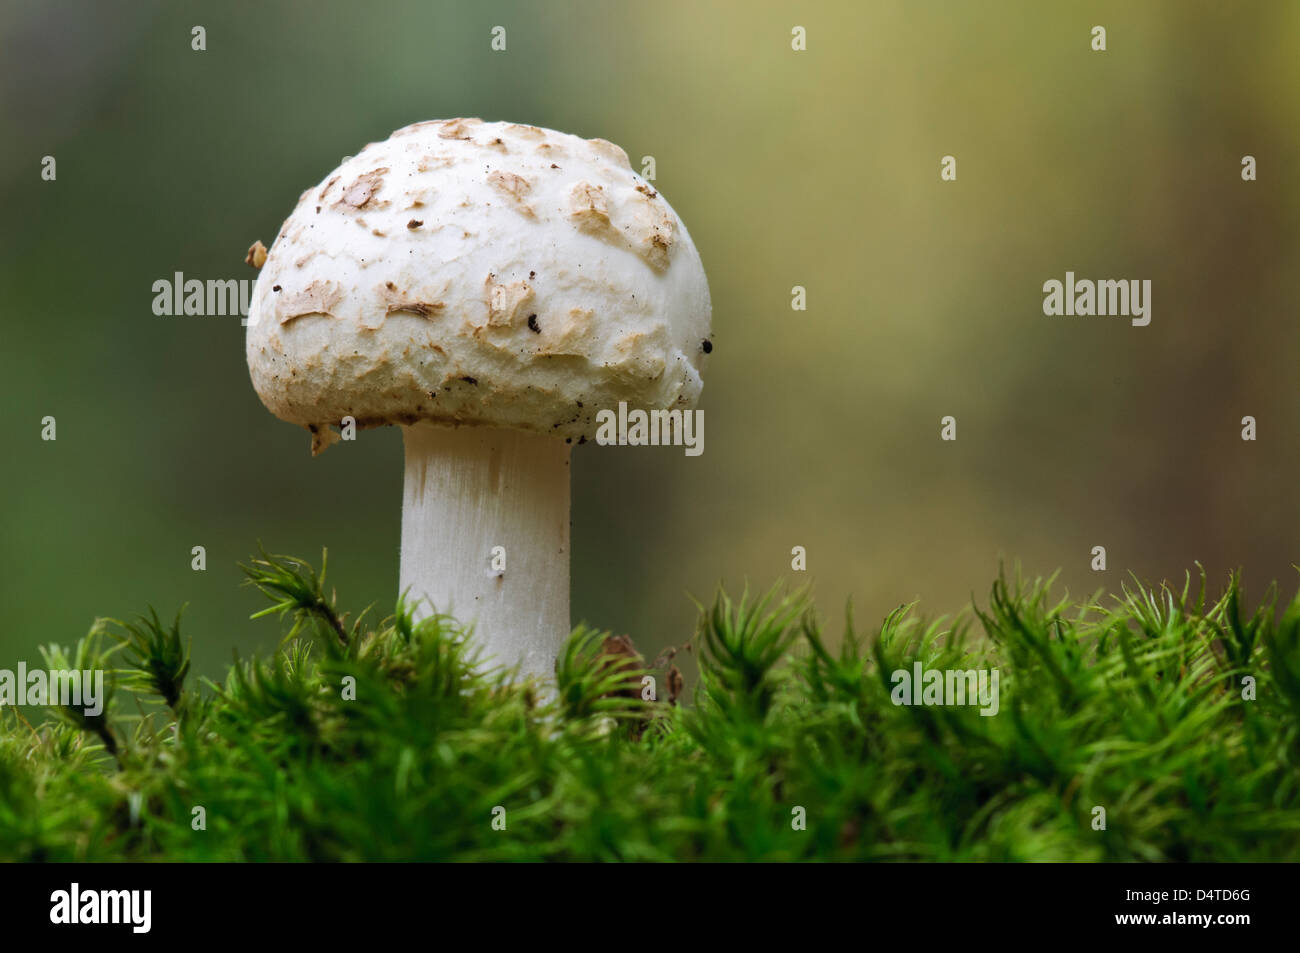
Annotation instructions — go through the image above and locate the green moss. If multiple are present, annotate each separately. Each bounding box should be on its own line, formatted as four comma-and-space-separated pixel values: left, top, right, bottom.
2, 551, 1297, 861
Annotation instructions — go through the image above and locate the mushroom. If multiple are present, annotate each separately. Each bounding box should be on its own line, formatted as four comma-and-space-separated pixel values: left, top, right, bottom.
244, 119, 711, 680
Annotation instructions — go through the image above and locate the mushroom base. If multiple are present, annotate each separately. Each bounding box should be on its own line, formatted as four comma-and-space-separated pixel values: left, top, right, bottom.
400, 423, 571, 680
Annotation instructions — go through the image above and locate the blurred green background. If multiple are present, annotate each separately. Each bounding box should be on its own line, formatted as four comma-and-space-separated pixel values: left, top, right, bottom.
2, 0, 1298, 681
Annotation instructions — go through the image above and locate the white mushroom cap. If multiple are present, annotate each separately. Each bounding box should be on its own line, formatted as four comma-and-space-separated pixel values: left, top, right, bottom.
246, 119, 712, 452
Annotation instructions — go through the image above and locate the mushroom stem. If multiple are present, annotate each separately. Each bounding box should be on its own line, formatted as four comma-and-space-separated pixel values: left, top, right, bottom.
400, 422, 571, 679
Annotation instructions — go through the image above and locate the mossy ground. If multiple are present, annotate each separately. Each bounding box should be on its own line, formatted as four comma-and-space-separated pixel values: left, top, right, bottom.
2, 551, 1298, 861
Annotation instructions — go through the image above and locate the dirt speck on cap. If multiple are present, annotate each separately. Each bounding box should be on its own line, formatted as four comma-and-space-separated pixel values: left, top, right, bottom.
646, 233, 671, 268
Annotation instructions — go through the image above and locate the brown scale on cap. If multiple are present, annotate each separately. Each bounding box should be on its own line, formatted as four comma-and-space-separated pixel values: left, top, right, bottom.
565, 179, 676, 270
586, 138, 632, 169
483, 276, 535, 330
437, 118, 479, 140
505, 123, 546, 140
568, 182, 610, 230
277, 280, 345, 326
338, 168, 390, 210
379, 280, 446, 320
486, 169, 535, 218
